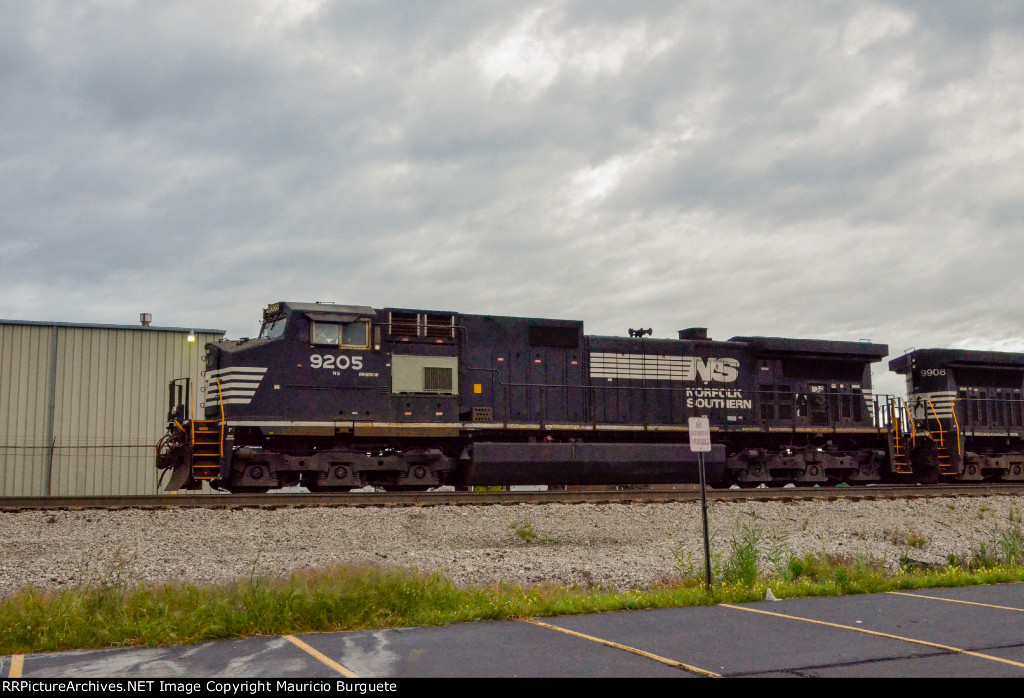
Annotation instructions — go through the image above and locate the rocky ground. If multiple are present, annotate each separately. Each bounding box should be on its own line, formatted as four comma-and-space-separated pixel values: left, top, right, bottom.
2, 493, 1023, 597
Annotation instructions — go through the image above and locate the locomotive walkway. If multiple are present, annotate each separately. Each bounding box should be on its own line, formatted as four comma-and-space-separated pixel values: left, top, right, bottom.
4, 583, 1024, 677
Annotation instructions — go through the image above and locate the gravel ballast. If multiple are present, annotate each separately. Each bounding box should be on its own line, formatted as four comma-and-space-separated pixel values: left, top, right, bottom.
3, 495, 1023, 598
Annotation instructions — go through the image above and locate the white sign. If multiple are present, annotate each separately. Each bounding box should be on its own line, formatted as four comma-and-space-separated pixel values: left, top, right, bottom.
688, 417, 712, 452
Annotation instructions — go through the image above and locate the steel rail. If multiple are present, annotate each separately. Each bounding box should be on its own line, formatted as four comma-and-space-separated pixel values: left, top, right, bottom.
2, 483, 1023, 511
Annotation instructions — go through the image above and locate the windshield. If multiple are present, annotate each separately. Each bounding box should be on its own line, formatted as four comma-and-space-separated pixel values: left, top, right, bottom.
259, 317, 287, 339
311, 320, 369, 348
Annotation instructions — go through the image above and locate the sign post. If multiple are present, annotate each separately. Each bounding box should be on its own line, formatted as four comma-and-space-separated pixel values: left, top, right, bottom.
688, 416, 712, 589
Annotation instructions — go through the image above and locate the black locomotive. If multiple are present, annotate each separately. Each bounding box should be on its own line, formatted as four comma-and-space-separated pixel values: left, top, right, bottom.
889, 349, 1024, 483
156, 301, 1024, 492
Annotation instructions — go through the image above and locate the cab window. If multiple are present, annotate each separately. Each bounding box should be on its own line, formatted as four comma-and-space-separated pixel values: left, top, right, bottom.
260, 318, 287, 339
310, 321, 369, 348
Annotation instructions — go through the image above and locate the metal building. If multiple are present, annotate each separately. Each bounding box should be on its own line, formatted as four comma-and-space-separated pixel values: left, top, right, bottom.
0, 319, 224, 496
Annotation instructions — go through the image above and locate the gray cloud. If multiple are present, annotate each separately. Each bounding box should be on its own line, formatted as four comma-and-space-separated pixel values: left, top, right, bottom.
2, 1, 1023, 398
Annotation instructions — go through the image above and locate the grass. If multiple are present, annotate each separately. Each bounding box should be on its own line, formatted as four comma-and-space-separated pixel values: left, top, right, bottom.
510, 520, 555, 544
4, 522, 1024, 656
885, 526, 928, 548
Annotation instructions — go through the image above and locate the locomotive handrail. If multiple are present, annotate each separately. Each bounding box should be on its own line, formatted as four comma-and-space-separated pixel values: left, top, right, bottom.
959, 394, 1024, 434
216, 378, 225, 457
951, 398, 963, 456
167, 377, 191, 422
925, 398, 945, 449
901, 400, 916, 447
464, 361, 882, 433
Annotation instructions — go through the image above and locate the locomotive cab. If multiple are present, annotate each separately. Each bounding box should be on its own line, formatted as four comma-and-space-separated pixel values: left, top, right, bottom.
158, 301, 466, 492
889, 349, 1024, 482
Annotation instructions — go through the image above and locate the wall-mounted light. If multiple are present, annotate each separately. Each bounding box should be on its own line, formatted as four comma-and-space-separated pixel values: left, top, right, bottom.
187, 330, 196, 343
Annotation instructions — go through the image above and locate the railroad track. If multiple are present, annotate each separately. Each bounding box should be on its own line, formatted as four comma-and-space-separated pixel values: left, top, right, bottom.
2, 483, 1024, 511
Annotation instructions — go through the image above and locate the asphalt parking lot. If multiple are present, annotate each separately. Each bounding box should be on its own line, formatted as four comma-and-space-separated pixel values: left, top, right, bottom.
4, 583, 1023, 677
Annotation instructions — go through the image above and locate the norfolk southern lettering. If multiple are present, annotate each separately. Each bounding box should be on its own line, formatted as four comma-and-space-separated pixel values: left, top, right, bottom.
685, 387, 752, 410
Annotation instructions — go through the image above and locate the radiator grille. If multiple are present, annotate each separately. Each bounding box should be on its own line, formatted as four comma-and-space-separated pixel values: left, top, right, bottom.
424, 313, 455, 339
387, 311, 455, 339
423, 367, 453, 392
389, 311, 419, 337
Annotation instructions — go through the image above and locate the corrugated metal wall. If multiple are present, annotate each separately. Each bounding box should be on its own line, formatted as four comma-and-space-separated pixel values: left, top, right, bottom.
0, 322, 223, 496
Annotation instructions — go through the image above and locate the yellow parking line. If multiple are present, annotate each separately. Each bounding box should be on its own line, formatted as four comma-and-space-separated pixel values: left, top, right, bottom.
888, 591, 1024, 612
721, 604, 1024, 669
8, 655, 23, 678
283, 635, 359, 677
524, 619, 720, 677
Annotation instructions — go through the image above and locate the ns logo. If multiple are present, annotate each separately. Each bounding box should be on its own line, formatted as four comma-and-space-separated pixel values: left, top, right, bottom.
683, 357, 740, 383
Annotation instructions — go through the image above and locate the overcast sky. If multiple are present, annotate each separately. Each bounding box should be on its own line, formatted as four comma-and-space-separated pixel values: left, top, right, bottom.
4, 1, 1023, 396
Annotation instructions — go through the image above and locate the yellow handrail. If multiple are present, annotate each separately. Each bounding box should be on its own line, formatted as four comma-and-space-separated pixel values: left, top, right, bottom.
925, 398, 945, 448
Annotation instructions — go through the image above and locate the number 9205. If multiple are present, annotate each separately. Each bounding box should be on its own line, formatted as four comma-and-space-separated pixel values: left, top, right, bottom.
310, 354, 363, 370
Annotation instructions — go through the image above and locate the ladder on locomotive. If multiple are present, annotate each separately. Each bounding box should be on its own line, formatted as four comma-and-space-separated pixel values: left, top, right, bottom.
888, 397, 960, 477
888, 398, 914, 475
189, 377, 225, 481
922, 397, 959, 477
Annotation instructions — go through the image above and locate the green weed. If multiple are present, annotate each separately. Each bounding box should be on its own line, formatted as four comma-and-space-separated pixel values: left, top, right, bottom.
720, 522, 762, 586
886, 527, 927, 548
995, 525, 1024, 566
510, 521, 554, 544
